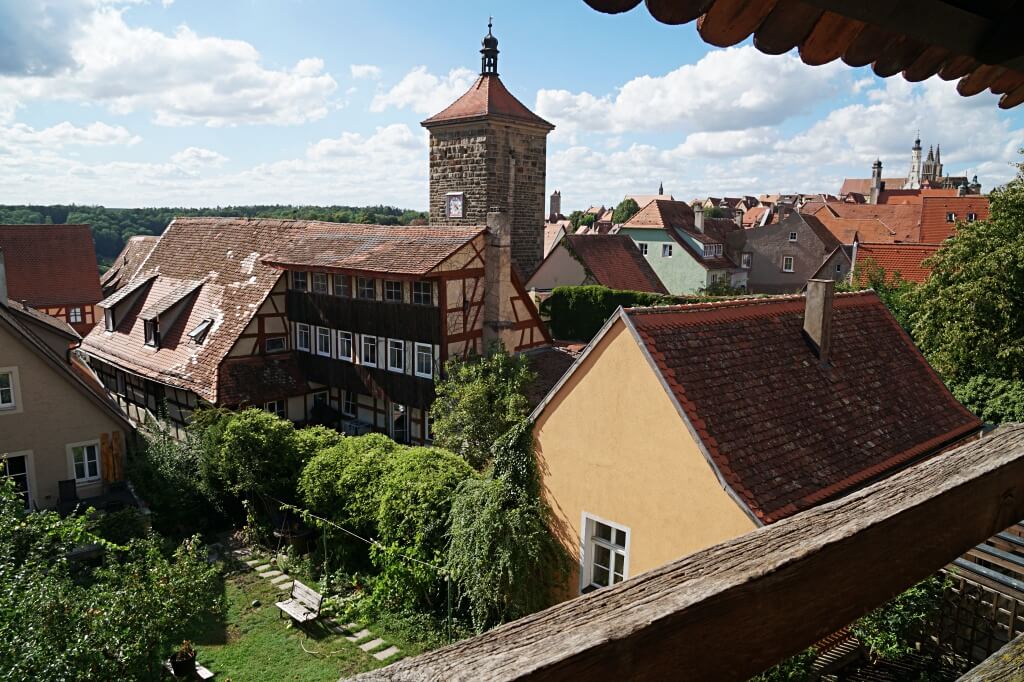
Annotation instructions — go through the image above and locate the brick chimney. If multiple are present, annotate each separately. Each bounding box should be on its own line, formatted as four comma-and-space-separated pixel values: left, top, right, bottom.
869, 159, 882, 205
483, 211, 514, 349
0, 248, 7, 304
803, 279, 834, 365
734, 207, 744, 227
693, 203, 704, 233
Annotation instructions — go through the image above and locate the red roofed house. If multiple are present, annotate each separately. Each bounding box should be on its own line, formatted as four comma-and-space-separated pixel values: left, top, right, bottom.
526, 234, 669, 300
0, 224, 104, 335
531, 281, 981, 595
920, 195, 990, 243
813, 242, 942, 286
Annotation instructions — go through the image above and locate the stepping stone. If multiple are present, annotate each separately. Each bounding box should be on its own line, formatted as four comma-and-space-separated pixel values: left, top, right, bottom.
276, 581, 293, 591
270, 573, 291, 584
254, 563, 272, 573
344, 622, 361, 630
244, 559, 263, 567
373, 646, 400, 661
261, 570, 283, 579
345, 628, 371, 642
359, 638, 385, 652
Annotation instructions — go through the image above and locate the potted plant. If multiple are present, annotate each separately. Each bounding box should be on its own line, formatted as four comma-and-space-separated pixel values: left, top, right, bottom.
170, 640, 197, 677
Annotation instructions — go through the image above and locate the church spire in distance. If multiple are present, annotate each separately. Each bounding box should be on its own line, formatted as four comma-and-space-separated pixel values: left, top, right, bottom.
481, 18, 499, 76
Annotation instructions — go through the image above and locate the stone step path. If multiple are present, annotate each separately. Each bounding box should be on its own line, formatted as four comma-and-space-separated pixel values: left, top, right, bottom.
227, 546, 402, 663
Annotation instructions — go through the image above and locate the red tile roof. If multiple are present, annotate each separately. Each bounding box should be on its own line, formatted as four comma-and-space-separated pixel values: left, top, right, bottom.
919, 196, 990, 243
562, 234, 668, 294
5, 298, 79, 340
854, 242, 941, 285
624, 292, 981, 524
421, 74, 554, 129
809, 203, 922, 244
0, 224, 103, 307
839, 178, 906, 196
101, 235, 159, 292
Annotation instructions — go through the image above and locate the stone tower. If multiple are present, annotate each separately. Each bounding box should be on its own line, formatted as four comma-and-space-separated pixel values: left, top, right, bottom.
549, 190, 561, 221
421, 22, 554, 279
905, 135, 922, 189
869, 158, 883, 205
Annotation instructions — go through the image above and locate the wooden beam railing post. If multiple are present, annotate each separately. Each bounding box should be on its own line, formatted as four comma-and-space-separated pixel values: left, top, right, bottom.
349, 425, 1024, 681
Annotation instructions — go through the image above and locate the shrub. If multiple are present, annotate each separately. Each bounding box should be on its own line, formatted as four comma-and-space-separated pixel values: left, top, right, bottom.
851, 575, 950, 662
215, 408, 301, 501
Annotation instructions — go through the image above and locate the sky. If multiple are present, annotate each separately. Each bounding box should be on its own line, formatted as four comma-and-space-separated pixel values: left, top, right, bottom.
1, 0, 1022, 211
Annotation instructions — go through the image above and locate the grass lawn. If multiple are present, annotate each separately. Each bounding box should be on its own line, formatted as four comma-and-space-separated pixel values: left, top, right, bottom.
191, 569, 387, 681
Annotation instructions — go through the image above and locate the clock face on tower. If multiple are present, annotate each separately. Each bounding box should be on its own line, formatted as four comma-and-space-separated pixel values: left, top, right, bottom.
446, 192, 464, 219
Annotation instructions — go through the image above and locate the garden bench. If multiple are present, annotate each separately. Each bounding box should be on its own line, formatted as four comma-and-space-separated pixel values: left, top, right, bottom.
275, 580, 323, 624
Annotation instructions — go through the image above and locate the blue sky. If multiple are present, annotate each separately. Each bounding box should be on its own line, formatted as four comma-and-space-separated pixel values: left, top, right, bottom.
1, 0, 1022, 210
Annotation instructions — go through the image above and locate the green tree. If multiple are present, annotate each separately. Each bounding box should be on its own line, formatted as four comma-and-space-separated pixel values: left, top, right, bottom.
214, 408, 301, 501
430, 345, 536, 469
704, 205, 725, 218
840, 258, 919, 331
851, 575, 950, 663
612, 198, 640, 224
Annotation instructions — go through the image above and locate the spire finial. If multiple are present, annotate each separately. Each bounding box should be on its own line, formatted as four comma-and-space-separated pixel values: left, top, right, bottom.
481, 18, 499, 75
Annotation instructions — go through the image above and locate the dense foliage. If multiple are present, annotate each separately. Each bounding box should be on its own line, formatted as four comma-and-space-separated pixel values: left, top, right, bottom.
568, 210, 596, 230
750, 648, 817, 682
611, 198, 640, 224
0, 204, 427, 266
0, 477, 222, 681
852, 575, 950, 663
839, 258, 919, 332
447, 421, 570, 631
430, 346, 536, 469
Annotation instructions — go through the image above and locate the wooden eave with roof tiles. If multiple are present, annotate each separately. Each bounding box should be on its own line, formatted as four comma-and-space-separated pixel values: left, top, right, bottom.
584, 0, 1024, 108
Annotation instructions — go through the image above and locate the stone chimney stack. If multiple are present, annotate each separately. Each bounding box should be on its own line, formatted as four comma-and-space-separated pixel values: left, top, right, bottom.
869, 158, 883, 205
803, 279, 835, 365
549, 190, 561, 221
483, 211, 514, 349
957, 179, 967, 197
0, 248, 8, 304
733, 207, 744, 227
693, 203, 704, 233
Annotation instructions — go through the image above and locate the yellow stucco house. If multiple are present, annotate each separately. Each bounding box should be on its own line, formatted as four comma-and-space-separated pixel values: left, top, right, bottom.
531, 281, 982, 596
1, 297, 134, 511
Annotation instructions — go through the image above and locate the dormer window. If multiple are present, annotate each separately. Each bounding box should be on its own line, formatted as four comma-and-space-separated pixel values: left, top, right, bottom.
946, 212, 956, 223
188, 318, 213, 344
143, 320, 160, 348
703, 244, 723, 258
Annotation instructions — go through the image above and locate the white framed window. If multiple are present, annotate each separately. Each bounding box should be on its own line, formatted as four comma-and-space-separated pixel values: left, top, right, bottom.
710, 272, 724, 285
337, 330, 353, 361
741, 252, 752, 269
68, 307, 83, 324
637, 242, 648, 256
296, 323, 311, 352
316, 327, 332, 356
361, 334, 378, 367
414, 343, 433, 379
835, 263, 843, 273
788, 231, 798, 242
69, 441, 101, 484
341, 390, 356, 417
265, 400, 286, 418
661, 243, 672, 258
312, 272, 329, 294
265, 336, 287, 353
782, 256, 795, 272
946, 211, 956, 223
143, 320, 160, 348
387, 339, 405, 373
967, 212, 978, 222
703, 243, 723, 258
582, 514, 629, 592
0, 369, 16, 411
2, 452, 31, 509
357, 277, 376, 300
292, 271, 308, 291
384, 280, 403, 302
412, 281, 433, 306
333, 274, 351, 297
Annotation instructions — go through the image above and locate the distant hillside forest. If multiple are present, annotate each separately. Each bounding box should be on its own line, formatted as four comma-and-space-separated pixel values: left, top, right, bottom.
0, 204, 428, 267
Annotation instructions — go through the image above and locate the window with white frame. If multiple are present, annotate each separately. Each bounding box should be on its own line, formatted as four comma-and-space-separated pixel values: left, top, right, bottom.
316, 327, 332, 356
637, 242, 648, 256
357, 277, 376, 300
0, 370, 15, 410
333, 274, 352, 297
341, 390, 356, 417
312, 272, 329, 294
2, 454, 30, 509
583, 516, 628, 591
703, 243, 723, 258
741, 252, 752, 269
661, 243, 673, 258
69, 307, 83, 324
296, 323, 311, 352
292, 271, 308, 291
70, 442, 100, 484
384, 280, 403, 302
788, 231, 798, 242
265, 400, 286, 418
361, 334, 378, 367
414, 343, 433, 379
337, 330, 353, 361
946, 212, 956, 223
967, 212, 978, 222
782, 256, 795, 272
265, 336, 287, 353
387, 339, 405, 372
412, 281, 433, 306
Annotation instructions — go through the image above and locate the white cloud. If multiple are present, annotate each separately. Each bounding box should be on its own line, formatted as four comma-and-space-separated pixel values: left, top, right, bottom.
0, 7, 338, 127
0, 120, 140, 151
536, 46, 844, 137
370, 66, 475, 115
350, 64, 381, 80
0, 1, 93, 76
171, 146, 228, 167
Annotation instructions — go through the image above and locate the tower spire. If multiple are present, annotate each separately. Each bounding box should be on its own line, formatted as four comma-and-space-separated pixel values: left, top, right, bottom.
480, 18, 499, 75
